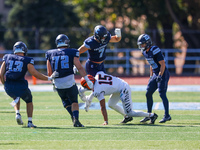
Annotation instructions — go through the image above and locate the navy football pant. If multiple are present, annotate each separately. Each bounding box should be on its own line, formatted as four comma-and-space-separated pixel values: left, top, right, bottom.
85, 59, 106, 77
4, 80, 32, 103
56, 84, 78, 108
146, 70, 170, 117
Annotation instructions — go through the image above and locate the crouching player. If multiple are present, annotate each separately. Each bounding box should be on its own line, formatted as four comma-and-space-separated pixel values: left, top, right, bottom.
80, 71, 158, 125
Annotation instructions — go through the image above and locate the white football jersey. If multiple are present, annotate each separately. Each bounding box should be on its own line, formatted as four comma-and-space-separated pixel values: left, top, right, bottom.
93, 71, 127, 98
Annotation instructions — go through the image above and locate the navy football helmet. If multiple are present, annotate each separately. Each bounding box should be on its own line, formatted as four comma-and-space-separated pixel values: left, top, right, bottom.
13, 41, 28, 55
94, 25, 108, 44
55, 34, 70, 48
137, 34, 152, 52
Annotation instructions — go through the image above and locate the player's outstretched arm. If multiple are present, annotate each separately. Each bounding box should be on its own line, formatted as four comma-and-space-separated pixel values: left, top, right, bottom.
28, 64, 51, 81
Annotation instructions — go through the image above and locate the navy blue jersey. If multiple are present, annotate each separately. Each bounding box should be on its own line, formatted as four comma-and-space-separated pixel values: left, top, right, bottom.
3, 54, 34, 81
84, 33, 111, 62
142, 46, 166, 73
46, 48, 79, 78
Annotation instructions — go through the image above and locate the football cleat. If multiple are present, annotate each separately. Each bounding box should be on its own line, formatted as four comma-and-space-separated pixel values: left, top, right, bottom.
78, 87, 87, 102
140, 117, 150, 123
120, 116, 133, 123
16, 113, 23, 125
73, 119, 84, 127
27, 121, 37, 128
159, 115, 171, 123
149, 113, 158, 124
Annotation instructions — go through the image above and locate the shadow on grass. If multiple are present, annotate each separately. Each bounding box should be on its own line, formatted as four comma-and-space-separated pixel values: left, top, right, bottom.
113, 123, 194, 127
0, 111, 15, 113
0, 142, 19, 145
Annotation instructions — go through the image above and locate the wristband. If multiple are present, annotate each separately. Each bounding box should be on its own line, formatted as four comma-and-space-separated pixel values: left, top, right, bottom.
48, 77, 52, 81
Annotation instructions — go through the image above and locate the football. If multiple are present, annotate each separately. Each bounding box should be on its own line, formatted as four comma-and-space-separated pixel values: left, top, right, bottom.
80, 75, 95, 90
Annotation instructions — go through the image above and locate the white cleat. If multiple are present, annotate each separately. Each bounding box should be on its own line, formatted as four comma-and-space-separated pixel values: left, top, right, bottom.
27, 122, 37, 128
78, 87, 87, 102
16, 113, 23, 125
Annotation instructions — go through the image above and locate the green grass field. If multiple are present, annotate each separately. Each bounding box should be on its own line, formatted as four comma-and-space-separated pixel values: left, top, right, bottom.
0, 91, 199, 150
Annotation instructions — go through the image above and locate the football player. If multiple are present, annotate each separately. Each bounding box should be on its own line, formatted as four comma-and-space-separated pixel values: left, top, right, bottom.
137, 34, 171, 123
81, 71, 158, 125
46, 34, 93, 127
0, 41, 55, 128
78, 25, 121, 112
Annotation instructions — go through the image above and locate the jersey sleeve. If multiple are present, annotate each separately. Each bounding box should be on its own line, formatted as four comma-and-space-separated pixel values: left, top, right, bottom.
45, 51, 50, 60
84, 39, 92, 49
74, 49, 79, 58
2, 54, 8, 62
95, 91, 105, 101
29, 58, 34, 65
152, 46, 164, 62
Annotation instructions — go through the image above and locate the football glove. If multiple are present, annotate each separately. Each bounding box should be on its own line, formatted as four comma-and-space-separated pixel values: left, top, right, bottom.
156, 75, 162, 83
48, 71, 59, 81
115, 28, 121, 38
73, 66, 78, 74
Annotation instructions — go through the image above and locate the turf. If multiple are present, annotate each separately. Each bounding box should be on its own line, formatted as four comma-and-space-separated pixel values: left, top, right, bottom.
0, 91, 199, 150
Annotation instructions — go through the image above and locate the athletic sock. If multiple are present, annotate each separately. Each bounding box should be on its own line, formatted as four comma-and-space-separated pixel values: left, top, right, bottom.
72, 110, 79, 120
66, 106, 73, 117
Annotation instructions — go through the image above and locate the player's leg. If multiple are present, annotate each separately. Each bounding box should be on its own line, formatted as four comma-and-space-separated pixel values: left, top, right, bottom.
21, 88, 36, 128
67, 84, 84, 127
158, 70, 171, 123
108, 93, 125, 116
57, 88, 79, 125
14, 98, 23, 125
119, 85, 134, 123
108, 93, 133, 123
140, 75, 157, 123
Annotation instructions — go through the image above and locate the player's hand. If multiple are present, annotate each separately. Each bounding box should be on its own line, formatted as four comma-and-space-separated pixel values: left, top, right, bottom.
87, 80, 93, 90
102, 121, 108, 125
73, 66, 78, 74
156, 75, 162, 83
115, 28, 121, 37
48, 71, 59, 81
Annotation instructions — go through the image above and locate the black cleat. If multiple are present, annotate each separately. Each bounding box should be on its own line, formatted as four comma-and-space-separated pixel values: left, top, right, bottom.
149, 113, 158, 124
120, 116, 133, 123
73, 119, 84, 127
159, 115, 171, 123
140, 117, 150, 123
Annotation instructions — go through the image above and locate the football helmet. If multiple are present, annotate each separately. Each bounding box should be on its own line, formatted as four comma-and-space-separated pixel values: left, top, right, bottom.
13, 41, 28, 55
94, 25, 108, 44
55, 34, 70, 48
80, 75, 95, 90
137, 34, 152, 52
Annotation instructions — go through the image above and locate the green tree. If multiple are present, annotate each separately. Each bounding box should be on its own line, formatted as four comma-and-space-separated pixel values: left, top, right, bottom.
4, 0, 81, 49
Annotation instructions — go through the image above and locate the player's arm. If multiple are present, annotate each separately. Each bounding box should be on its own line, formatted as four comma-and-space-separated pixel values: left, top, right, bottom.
74, 57, 87, 77
97, 92, 108, 125
28, 64, 49, 81
74, 57, 93, 89
150, 66, 153, 77
0, 61, 6, 85
46, 60, 53, 76
109, 28, 122, 43
78, 45, 89, 55
158, 60, 166, 76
